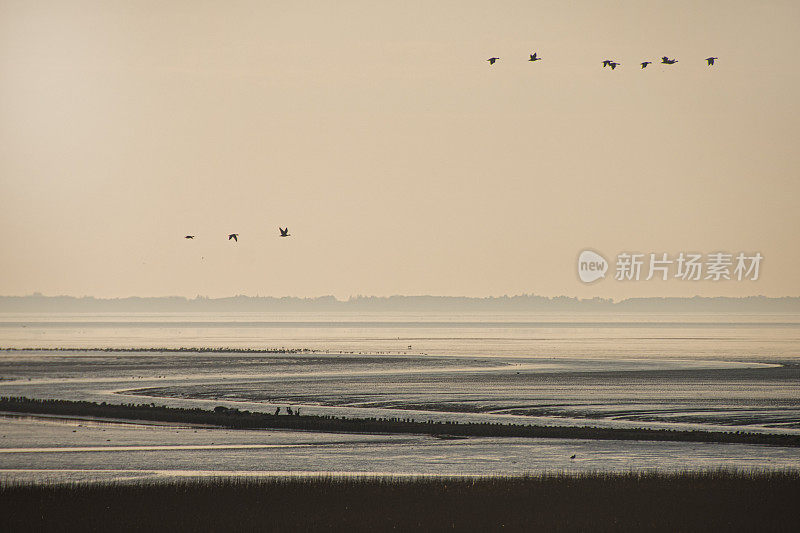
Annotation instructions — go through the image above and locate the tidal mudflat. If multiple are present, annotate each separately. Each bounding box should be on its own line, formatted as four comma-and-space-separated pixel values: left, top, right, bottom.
1, 313, 799, 483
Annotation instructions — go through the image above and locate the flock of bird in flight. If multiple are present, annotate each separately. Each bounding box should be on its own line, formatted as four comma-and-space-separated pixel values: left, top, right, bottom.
181, 55, 715, 244
487, 52, 718, 69
183, 228, 291, 241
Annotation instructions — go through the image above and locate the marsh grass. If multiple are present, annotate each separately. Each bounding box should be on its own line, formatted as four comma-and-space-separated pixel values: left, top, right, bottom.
1, 470, 799, 532
3, 397, 799, 447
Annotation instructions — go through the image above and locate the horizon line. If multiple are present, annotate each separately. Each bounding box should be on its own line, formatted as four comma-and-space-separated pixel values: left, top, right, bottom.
4, 293, 800, 303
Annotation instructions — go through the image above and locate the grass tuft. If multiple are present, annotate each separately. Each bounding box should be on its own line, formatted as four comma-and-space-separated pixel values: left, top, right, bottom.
2, 470, 799, 531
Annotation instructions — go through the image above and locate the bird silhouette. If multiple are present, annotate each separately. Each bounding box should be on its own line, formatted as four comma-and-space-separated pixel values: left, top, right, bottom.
608, 61, 620, 70
529, 52, 541, 62
706, 56, 718, 66
228, 234, 238, 242
570, 454, 576, 460
279, 227, 291, 237
184, 235, 195, 239
487, 57, 499, 65
602, 59, 613, 67
661, 56, 678, 64
640, 61, 652, 69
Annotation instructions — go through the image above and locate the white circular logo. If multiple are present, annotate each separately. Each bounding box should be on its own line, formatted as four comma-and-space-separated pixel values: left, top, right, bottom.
578, 250, 608, 283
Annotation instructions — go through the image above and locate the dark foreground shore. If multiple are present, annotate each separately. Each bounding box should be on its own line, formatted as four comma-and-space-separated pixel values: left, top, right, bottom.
2, 396, 799, 447
2, 471, 799, 532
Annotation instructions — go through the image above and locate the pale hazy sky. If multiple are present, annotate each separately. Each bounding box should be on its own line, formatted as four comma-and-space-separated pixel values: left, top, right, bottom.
1, 0, 799, 299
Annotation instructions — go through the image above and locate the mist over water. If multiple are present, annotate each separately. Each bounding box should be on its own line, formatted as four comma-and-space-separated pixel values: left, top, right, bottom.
1, 312, 799, 482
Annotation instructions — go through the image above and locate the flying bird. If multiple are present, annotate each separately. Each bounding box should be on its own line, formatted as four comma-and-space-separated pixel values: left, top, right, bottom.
640, 61, 652, 69
570, 454, 576, 460
706, 56, 718, 66
228, 233, 238, 242
661, 56, 678, 64
184, 235, 195, 239
602, 59, 613, 67
608, 61, 620, 70
528, 52, 541, 62
487, 57, 499, 65
279, 227, 291, 237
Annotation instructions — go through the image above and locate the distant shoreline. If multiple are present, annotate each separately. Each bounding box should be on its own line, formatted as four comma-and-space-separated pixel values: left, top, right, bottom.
2, 397, 799, 448
2, 293, 799, 313
0, 347, 320, 354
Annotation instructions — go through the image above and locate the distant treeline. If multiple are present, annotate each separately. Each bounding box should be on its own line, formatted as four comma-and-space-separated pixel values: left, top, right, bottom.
1, 293, 799, 313
3, 471, 799, 531
2, 397, 798, 448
